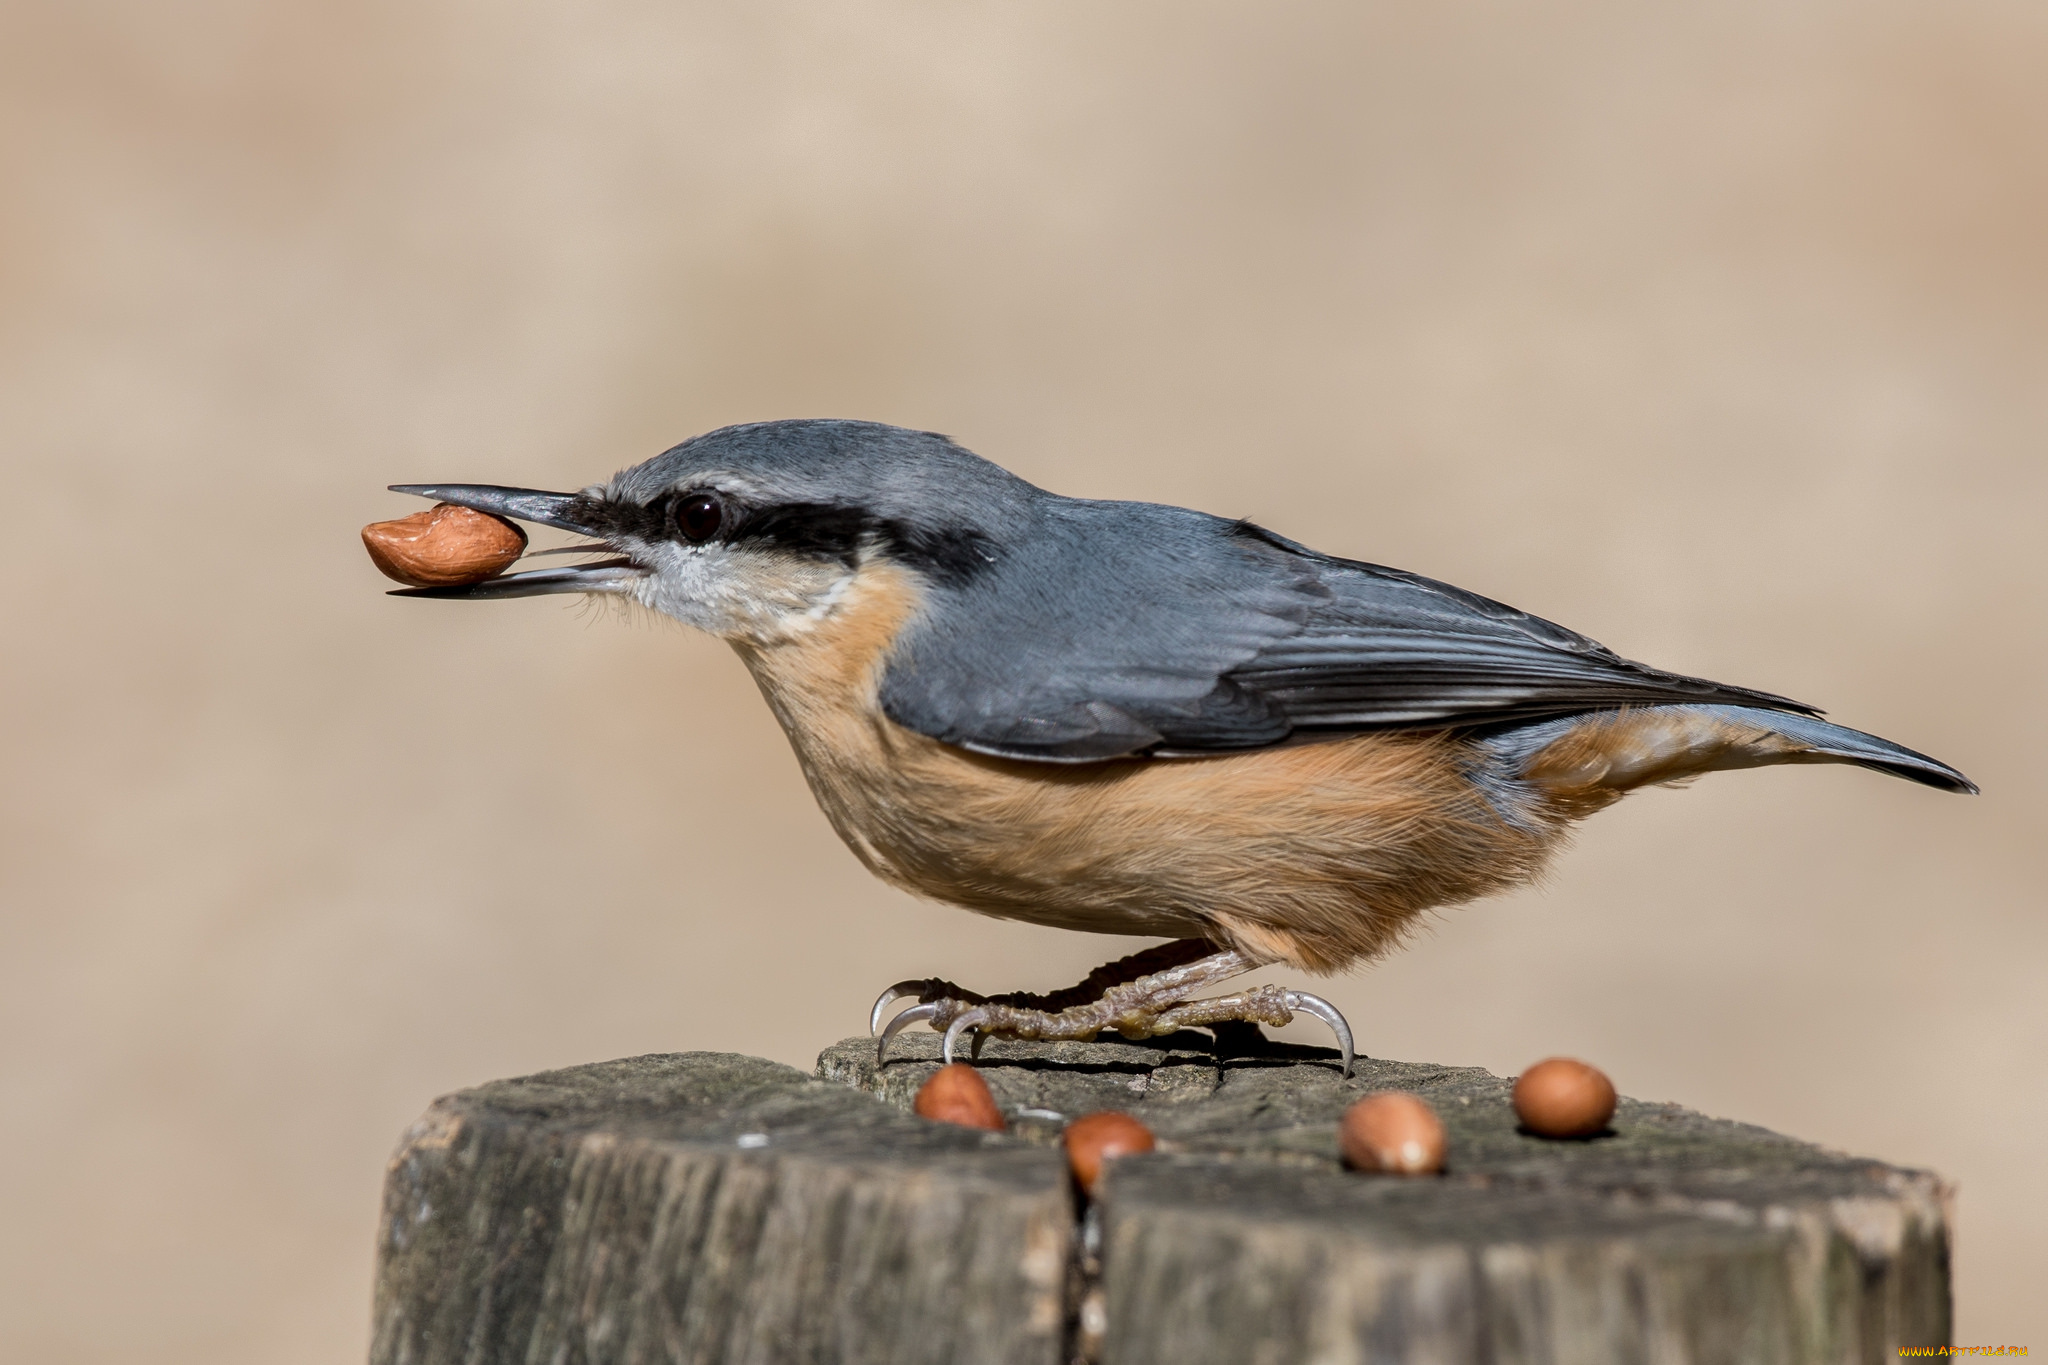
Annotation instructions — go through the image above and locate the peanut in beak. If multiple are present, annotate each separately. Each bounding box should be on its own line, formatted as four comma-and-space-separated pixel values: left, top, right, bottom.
362, 503, 527, 588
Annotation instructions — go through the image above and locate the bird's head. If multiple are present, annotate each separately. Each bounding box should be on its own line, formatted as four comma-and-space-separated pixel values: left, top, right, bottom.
390, 420, 1030, 643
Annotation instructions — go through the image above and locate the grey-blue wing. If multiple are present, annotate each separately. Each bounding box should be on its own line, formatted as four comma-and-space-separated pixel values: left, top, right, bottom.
876, 502, 1322, 759
1206, 525, 1813, 747
876, 503, 1813, 763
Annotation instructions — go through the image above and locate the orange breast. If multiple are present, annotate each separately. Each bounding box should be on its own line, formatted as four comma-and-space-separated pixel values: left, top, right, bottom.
734, 565, 1565, 973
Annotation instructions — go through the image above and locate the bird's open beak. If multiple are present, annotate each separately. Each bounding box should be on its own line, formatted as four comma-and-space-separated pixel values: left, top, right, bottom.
382, 483, 647, 599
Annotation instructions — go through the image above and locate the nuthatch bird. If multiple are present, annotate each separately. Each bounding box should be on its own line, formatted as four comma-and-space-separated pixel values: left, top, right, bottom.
389, 419, 1974, 1073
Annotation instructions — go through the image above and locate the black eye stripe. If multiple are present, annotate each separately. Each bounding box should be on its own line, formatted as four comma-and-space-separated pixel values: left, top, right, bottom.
559, 493, 664, 542
561, 490, 994, 586
726, 502, 869, 563
558, 488, 729, 545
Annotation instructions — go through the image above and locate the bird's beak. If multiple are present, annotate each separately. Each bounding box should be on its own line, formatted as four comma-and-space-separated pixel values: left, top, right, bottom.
382, 483, 646, 600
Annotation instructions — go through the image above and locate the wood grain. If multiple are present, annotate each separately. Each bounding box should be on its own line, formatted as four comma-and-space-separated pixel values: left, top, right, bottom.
372, 1036, 1949, 1363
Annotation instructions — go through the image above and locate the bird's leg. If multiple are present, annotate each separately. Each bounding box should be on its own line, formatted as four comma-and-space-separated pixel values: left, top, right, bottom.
869, 938, 1218, 1037
871, 940, 1355, 1075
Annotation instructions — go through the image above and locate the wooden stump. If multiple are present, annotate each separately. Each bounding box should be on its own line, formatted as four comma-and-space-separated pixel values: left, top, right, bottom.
372, 1033, 1949, 1364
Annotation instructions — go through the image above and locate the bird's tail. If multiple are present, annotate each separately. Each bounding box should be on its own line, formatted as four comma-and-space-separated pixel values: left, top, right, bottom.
1488, 704, 1976, 810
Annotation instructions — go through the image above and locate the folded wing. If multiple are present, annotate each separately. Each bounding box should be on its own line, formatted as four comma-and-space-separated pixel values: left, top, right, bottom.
877, 502, 1814, 763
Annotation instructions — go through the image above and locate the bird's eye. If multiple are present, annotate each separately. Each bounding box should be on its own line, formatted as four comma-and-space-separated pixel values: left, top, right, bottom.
673, 492, 724, 543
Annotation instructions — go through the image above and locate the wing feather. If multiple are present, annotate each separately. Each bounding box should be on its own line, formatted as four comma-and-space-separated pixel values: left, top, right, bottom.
877, 502, 1813, 762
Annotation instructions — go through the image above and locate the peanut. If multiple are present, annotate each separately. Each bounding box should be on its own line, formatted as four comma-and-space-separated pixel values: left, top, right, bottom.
362, 503, 526, 588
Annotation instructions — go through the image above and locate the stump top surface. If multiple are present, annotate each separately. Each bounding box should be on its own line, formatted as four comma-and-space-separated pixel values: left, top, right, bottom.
818, 1029, 1943, 1216
374, 1032, 1951, 1364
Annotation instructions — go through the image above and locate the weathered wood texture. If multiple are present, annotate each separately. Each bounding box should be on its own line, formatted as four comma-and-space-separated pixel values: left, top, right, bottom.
373, 1033, 1948, 1365
371, 1053, 1070, 1365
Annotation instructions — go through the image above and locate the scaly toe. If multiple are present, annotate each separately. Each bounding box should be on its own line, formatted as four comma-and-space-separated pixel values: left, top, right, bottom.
941, 1007, 993, 1065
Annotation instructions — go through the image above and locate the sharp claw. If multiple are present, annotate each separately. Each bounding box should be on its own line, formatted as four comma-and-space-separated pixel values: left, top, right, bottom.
1284, 990, 1356, 1078
941, 1007, 991, 1065
876, 1002, 941, 1065
869, 980, 930, 1037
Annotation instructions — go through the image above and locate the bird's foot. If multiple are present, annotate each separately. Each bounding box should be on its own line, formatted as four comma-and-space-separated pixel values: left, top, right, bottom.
867, 939, 1216, 1037
871, 941, 1354, 1076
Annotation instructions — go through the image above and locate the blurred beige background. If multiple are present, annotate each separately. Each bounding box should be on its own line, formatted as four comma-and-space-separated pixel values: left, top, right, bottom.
2, 1, 2043, 1358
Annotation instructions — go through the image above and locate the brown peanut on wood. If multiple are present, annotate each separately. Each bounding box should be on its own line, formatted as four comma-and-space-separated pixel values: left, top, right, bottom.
1512, 1058, 1617, 1139
913, 1063, 1006, 1132
1339, 1092, 1446, 1175
1063, 1111, 1155, 1194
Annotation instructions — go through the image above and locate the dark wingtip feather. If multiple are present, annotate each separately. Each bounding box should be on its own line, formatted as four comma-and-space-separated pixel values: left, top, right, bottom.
1751, 710, 1977, 794
1864, 756, 1978, 795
